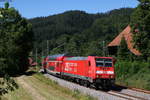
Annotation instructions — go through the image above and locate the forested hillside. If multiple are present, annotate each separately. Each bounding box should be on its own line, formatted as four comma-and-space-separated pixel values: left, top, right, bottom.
30, 8, 133, 57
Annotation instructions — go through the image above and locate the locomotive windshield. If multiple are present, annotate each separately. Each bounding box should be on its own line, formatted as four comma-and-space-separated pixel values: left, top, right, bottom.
95, 58, 112, 67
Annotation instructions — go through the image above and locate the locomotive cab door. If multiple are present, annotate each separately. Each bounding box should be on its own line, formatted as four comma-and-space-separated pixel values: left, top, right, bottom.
87, 60, 94, 82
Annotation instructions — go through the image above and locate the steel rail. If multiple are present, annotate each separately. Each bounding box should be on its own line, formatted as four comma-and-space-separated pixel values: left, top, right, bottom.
116, 84, 150, 94
110, 90, 147, 100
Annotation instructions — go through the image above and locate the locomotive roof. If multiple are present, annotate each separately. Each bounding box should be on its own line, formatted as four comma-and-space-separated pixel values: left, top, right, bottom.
47, 54, 66, 58
65, 57, 88, 60
47, 54, 114, 60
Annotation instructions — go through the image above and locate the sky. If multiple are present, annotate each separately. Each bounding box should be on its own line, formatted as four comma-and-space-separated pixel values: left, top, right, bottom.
0, 0, 139, 19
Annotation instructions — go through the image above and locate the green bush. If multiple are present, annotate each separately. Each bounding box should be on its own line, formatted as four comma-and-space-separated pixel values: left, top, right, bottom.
115, 61, 150, 90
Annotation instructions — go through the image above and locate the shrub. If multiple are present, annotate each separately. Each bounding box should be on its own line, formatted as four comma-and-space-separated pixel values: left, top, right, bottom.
115, 60, 150, 90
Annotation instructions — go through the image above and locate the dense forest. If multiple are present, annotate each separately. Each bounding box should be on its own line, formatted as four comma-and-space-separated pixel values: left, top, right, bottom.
29, 8, 133, 57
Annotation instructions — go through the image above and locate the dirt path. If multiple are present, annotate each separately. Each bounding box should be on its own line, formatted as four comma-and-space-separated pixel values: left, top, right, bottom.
16, 75, 46, 100
2, 73, 92, 100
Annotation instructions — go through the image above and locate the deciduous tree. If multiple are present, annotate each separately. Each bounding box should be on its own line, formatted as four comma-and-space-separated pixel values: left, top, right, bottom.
131, 0, 150, 60
0, 3, 33, 75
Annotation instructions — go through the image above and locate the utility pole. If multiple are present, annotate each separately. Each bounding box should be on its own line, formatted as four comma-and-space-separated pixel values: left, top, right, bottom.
103, 41, 105, 57
41, 43, 44, 68
106, 46, 109, 57
47, 40, 49, 56
35, 48, 38, 68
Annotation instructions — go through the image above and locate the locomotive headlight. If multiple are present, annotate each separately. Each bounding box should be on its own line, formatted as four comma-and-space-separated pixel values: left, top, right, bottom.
107, 71, 114, 74
96, 71, 103, 74
110, 75, 114, 78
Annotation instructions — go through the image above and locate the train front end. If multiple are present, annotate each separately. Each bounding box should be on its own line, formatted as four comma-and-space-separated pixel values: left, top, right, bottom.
93, 57, 115, 88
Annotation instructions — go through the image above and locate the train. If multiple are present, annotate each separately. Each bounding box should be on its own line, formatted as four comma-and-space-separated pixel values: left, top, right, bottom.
42, 54, 116, 89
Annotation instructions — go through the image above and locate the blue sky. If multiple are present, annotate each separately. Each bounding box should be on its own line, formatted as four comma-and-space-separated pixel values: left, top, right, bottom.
1, 0, 139, 19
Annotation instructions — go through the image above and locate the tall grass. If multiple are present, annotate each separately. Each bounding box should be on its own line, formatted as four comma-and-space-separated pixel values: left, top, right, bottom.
115, 61, 150, 90
35, 73, 97, 100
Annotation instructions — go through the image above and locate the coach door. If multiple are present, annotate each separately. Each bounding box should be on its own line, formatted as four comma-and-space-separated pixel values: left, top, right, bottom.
56, 61, 63, 74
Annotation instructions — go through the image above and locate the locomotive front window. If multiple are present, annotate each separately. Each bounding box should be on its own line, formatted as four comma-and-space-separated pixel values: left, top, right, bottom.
104, 59, 112, 67
104, 62, 112, 67
96, 58, 112, 67
96, 61, 104, 67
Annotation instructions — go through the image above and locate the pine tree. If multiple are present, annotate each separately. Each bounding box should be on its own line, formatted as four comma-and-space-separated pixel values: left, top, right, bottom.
131, 0, 150, 60
5, 2, 9, 9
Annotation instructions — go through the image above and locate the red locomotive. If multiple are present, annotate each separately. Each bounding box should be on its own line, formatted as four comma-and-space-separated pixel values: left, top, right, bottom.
43, 54, 116, 89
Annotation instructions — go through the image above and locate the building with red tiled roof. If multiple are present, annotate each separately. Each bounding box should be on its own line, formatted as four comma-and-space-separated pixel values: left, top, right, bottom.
108, 25, 141, 56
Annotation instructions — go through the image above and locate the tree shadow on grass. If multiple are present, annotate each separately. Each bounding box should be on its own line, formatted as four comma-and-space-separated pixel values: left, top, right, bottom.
0, 70, 37, 96
24, 70, 37, 76
0, 75, 19, 96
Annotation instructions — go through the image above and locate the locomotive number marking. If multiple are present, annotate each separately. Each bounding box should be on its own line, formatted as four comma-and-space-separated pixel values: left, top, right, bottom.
65, 63, 77, 72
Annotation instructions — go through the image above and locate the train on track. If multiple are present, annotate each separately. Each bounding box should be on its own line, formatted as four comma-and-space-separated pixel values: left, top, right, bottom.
42, 54, 116, 89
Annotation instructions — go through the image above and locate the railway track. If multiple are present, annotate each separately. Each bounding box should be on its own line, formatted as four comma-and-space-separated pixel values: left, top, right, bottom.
116, 84, 150, 94
91, 85, 150, 100
113, 84, 150, 100
40, 70, 150, 100
92, 87, 146, 100
108, 90, 148, 100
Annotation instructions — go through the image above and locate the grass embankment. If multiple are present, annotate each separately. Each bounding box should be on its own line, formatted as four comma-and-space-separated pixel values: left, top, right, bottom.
115, 61, 150, 90
1, 71, 96, 100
